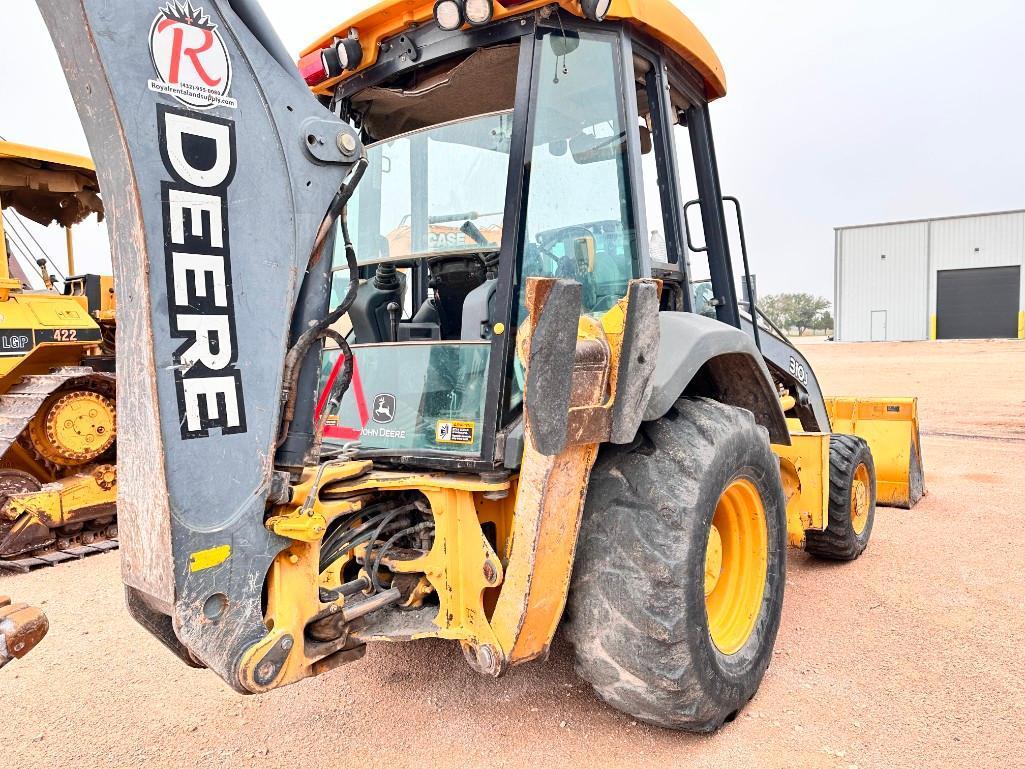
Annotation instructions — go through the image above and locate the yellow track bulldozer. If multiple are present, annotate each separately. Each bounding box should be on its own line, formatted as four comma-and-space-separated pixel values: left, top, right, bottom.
0, 142, 117, 570
41, 0, 922, 730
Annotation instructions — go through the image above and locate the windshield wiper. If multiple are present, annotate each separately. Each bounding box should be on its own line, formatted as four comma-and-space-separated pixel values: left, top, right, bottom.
428, 210, 501, 225
460, 221, 491, 248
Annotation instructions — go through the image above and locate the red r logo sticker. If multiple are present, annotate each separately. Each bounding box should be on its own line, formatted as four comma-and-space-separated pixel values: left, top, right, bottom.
148, 2, 237, 110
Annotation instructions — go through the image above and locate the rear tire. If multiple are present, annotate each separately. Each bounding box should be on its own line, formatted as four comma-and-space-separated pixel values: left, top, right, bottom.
804, 435, 876, 561
565, 397, 787, 732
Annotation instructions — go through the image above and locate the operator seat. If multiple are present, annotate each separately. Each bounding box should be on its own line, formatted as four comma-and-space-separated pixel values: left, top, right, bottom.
460, 279, 498, 340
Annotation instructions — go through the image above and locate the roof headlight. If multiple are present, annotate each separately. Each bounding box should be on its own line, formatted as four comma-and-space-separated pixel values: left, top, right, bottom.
464, 0, 494, 26
580, 0, 612, 22
336, 36, 364, 71
434, 0, 465, 31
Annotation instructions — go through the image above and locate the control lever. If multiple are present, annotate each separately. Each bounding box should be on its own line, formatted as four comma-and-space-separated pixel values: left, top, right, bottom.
36, 259, 55, 290
387, 301, 400, 342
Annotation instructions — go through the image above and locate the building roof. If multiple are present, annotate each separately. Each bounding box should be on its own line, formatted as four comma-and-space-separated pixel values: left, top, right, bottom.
303, 0, 726, 100
835, 207, 1025, 232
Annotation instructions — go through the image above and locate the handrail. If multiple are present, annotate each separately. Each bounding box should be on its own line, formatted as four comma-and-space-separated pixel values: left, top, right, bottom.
722, 196, 759, 351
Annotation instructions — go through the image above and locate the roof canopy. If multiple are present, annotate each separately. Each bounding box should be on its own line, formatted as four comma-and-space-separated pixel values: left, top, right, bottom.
304, 0, 726, 100
0, 141, 103, 228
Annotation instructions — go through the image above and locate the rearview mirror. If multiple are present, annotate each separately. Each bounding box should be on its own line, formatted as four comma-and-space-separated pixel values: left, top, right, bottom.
549, 31, 580, 58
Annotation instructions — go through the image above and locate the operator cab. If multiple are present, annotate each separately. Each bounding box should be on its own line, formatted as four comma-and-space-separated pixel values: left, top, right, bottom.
310, 2, 745, 468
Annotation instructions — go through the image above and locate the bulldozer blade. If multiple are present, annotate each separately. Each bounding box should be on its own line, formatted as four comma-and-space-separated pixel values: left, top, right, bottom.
826, 397, 924, 509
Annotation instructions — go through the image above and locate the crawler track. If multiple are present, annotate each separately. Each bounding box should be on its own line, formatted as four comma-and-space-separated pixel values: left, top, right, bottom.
0, 539, 119, 574
0, 366, 117, 566
0, 367, 114, 458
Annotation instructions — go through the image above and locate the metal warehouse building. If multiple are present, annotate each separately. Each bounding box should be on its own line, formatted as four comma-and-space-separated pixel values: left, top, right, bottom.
834, 209, 1025, 342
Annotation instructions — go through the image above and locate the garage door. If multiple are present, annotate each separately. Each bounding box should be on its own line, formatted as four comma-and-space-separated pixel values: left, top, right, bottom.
936, 266, 1021, 339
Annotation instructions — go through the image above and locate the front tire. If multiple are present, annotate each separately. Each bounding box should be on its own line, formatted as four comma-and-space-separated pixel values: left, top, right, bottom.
804, 435, 876, 561
565, 397, 787, 731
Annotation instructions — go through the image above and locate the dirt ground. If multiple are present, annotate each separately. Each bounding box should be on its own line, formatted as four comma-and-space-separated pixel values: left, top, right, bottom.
3, 339, 1024, 769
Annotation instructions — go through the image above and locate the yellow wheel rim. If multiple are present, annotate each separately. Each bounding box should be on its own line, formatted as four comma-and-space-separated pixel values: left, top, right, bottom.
705, 478, 768, 655
851, 463, 871, 535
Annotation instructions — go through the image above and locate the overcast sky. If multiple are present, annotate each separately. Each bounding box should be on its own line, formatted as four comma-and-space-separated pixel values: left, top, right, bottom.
2, 0, 1023, 297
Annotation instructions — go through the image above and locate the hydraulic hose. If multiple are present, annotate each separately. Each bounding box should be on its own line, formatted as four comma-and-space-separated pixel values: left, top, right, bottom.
308, 327, 353, 461
370, 521, 435, 593
320, 508, 392, 561
276, 154, 367, 450
319, 504, 416, 570
364, 513, 401, 593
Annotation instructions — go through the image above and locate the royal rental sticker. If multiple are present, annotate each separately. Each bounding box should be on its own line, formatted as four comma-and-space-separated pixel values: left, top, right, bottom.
435, 420, 475, 445
148, 2, 237, 110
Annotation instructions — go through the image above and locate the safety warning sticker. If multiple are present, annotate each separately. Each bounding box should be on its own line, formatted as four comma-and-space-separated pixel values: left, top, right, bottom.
435, 420, 475, 445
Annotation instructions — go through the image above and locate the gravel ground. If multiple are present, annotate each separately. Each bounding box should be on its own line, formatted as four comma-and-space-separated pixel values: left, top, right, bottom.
2, 339, 1023, 769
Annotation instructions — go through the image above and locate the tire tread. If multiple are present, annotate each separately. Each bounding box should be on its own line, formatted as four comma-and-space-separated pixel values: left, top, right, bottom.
566, 397, 786, 731
804, 434, 875, 560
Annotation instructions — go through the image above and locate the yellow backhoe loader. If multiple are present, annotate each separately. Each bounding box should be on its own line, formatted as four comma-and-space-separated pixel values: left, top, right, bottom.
0, 142, 117, 571
41, 0, 922, 731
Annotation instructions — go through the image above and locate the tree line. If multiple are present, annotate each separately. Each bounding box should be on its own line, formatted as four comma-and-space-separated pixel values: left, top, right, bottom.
758, 293, 834, 336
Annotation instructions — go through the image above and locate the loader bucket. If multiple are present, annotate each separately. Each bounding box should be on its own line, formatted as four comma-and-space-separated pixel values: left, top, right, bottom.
825, 398, 924, 509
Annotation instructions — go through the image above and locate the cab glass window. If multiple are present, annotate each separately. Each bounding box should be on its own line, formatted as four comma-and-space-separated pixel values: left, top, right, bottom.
320, 342, 489, 455
519, 31, 637, 317
340, 111, 513, 266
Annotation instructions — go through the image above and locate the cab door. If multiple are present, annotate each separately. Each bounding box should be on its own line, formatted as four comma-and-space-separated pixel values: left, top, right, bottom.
516, 27, 643, 317
629, 38, 744, 329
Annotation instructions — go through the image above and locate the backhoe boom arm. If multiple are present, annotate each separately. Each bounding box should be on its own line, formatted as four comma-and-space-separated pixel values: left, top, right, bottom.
37, 0, 364, 689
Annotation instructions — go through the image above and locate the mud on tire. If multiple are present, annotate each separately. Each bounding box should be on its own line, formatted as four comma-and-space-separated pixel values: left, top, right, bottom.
565, 397, 787, 732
